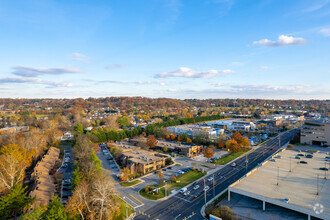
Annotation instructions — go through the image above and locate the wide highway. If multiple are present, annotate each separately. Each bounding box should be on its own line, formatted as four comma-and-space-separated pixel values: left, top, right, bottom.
134, 128, 300, 220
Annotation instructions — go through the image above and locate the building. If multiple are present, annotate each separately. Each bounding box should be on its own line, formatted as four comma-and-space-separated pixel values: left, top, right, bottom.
228, 149, 330, 220
156, 140, 203, 157
300, 120, 330, 146
205, 120, 256, 131
0, 126, 29, 135
121, 149, 166, 175
167, 124, 218, 138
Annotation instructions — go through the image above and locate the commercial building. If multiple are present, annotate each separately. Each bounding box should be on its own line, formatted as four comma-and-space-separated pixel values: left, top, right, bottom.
167, 124, 218, 138
121, 149, 166, 175
156, 140, 203, 157
205, 120, 256, 131
228, 149, 330, 220
301, 120, 330, 146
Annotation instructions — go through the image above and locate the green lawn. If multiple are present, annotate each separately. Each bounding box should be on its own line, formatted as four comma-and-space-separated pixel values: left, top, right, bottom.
114, 197, 135, 220
139, 170, 205, 200
307, 149, 317, 153
120, 179, 142, 187
139, 185, 172, 200
169, 170, 206, 189
200, 164, 216, 169
212, 148, 250, 165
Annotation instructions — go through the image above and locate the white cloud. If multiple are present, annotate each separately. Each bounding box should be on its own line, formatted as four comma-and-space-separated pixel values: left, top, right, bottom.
135, 81, 152, 85
320, 27, 330, 36
260, 66, 269, 69
215, 82, 222, 87
159, 82, 166, 86
0, 77, 73, 87
156, 67, 234, 78
106, 64, 126, 70
168, 88, 177, 92
12, 66, 82, 77
70, 53, 90, 63
253, 35, 307, 47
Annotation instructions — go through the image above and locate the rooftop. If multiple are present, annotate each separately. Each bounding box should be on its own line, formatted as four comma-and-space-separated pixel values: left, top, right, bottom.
230, 149, 330, 219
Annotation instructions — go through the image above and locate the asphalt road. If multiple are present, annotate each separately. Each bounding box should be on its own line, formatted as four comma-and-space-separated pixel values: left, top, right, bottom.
134, 128, 300, 220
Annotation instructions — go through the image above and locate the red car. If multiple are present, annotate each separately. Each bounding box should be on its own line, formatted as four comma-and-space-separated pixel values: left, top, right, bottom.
271, 147, 274, 150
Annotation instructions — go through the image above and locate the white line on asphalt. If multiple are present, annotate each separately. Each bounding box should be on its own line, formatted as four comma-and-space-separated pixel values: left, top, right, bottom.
173, 195, 192, 203
123, 196, 139, 207
134, 204, 145, 209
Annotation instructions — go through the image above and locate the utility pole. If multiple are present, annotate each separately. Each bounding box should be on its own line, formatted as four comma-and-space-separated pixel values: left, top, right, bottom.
290, 157, 291, 172
204, 178, 206, 207
165, 181, 167, 197
277, 166, 279, 186
213, 174, 215, 198
246, 153, 248, 171
317, 174, 319, 195
325, 161, 327, 180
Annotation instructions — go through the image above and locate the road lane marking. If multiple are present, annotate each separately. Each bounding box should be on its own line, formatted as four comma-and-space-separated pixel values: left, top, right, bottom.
129, 194, 144, 205
173, 195, 192, 203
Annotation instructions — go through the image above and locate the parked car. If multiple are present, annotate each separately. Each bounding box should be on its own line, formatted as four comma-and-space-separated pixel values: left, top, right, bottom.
297, 153, 304, 157
300, 161, 308, 164
162, 168, 167, 171
306, 154, 313, 158
271, 147, 274, 150
269, 159, 276, 162
63, 182, 71, 186
295, 156, 301, 159
274, 155, 281, 159
319, 167, 329, 171
167, 166, 172, 170
193, 185, 200, 190
63, 186, 71, 191
61, 164, 68, 169
283, 198, 290, 203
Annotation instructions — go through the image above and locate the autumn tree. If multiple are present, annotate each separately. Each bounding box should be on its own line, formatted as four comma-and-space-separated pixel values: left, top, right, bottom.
225, 139, 241, 153
146, 135, 157, 148
181, 133, 189, 142
218, 141, 225, 149
171, 174, 177, 182
0, 144, 30, 191
170, 134, 176, 140
232, 131, 242, 143
203, 147, 214, 159
91, 174, 119, 220
121, 167, 131, 181
157, 171, 164, 184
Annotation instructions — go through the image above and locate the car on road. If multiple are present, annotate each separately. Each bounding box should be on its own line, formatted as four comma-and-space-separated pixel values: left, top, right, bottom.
193, 185, 200, 190
231, 163, 236, 167
111, 165, 117, 169
64, 158, 70, 163
300, 161, 308, 164
283, 198, 290, 203
61, 164, 68, 169
162, 168, 167, 171
269, 159, 276, 162
295, 156, 300, 159
271, 147, 274, 150
179, 187, 187, 193
204, 186, 210, 191
326, 157, 330, 161
207, 177, 213, 182
184, 191, 190, 196
320, 167, 329, 171
297, 153, 304, 157
167, 166, 172, 169
274, 155, 281, 159
306, 154, 313, 158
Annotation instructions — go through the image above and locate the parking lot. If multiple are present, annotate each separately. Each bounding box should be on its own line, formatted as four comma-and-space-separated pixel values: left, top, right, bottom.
58, 144, 74, 204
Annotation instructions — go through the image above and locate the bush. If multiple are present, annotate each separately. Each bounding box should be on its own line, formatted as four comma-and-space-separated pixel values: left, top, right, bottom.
287, 144, 294, 149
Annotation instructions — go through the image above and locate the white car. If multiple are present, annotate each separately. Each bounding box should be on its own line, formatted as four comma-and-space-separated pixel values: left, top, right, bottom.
179, 187, 187, 193
231, 163, 236, 167
208, 177, 213, 182
204, 186, 210, 191
193, 185, 200, 190
283, 198, 290, 203
184, 191, 190, 196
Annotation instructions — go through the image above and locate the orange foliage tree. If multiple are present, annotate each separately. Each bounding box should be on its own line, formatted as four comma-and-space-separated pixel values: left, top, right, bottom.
203, 147, 214, 159
146, 135, 157, 148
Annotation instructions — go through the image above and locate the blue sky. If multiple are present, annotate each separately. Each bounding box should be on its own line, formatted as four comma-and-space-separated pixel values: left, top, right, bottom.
0, 0, 329, 99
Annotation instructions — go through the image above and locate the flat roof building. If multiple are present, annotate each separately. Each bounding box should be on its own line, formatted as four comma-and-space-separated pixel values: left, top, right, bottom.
228, 149, 330, 220
301, 120, 330, 147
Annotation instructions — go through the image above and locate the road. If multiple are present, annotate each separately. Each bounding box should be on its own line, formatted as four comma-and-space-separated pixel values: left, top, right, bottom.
134, 128, 300, 220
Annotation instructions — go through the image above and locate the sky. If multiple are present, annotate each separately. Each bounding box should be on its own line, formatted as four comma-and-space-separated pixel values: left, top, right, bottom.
0, 0, 330, 99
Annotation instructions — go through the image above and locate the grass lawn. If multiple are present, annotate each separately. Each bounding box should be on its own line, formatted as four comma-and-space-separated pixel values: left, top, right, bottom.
120, 179, 142, 187
169, 170, 206, 189
139, 185, 172, 200
307, 149, 318, 153
212, 148, 250, 165
175, 163, 182, 166
200, 164, 216, 169
114, 197, 135, 220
